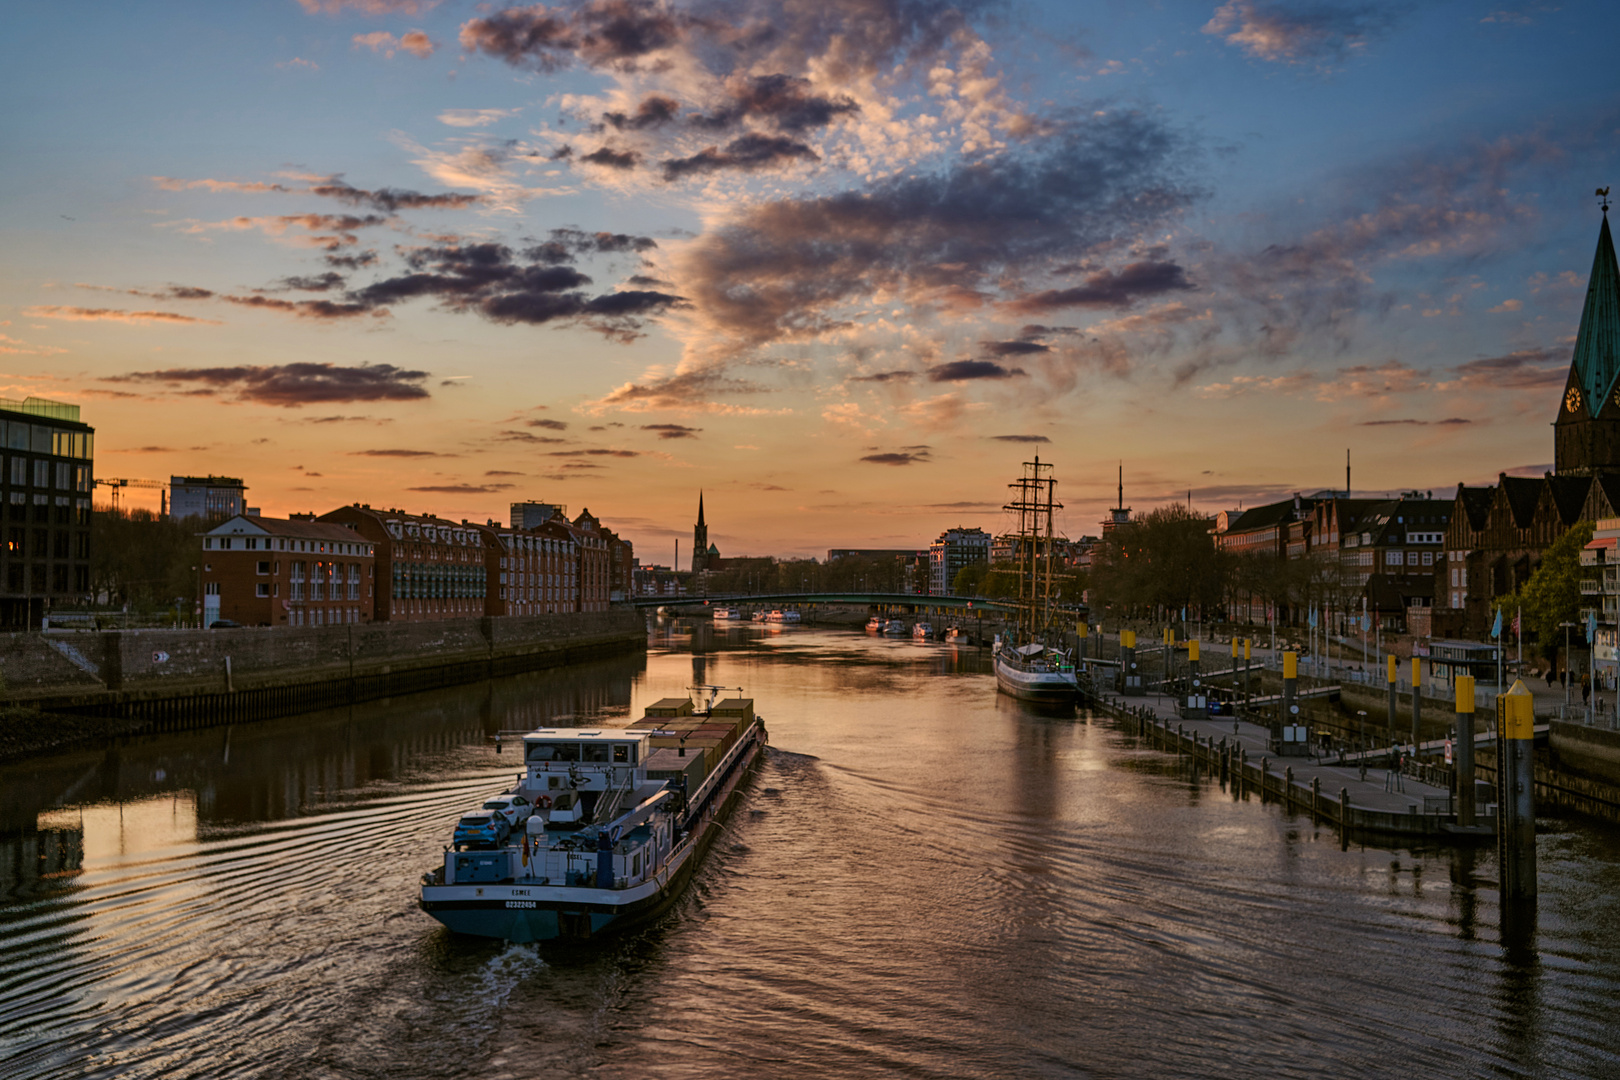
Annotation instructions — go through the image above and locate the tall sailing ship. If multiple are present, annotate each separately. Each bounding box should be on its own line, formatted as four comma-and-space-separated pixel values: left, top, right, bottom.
992, 455, 1079, 702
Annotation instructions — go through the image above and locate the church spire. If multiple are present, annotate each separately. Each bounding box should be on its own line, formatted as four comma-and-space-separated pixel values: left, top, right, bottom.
697, 490, 705, 528
1572, 208, 1620, 414
1553, 198, 1620, 475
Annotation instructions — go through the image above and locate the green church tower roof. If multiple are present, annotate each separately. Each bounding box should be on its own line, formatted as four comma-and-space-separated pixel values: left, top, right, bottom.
1574, 208, 1620, 413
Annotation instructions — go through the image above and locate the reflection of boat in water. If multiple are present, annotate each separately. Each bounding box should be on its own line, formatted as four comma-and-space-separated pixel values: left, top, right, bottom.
419, 686, 767, 943
945, 626, 963, 642
865, 616, 883, 633
752, 610, 768, 622
912, 623, 933, 639
884, 619, 906, 635
992, 453, 1078, 703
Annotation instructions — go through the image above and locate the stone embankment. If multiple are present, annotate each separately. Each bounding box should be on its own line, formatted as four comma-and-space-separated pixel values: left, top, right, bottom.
0, 609, 647, 760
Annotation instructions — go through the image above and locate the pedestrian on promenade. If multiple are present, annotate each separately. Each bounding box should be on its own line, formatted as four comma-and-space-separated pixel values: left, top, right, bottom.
1583, 674, 1591, 706
1547, 666, 1557, 688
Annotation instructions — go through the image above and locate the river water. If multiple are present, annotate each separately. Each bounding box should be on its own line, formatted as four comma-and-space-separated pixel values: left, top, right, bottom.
2, 621, 1619, 1079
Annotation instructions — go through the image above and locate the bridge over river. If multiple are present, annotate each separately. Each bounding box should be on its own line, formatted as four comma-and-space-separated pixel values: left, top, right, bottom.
629, 591, 1029, 615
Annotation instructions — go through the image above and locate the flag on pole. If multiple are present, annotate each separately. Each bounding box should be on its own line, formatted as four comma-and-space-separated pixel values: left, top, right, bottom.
1360, 613, 1370, 632
1588, 610, 1598, 644
1309, 607, 1318, 629
1491, 609, 1503, 639
1512, 609, 1521, 637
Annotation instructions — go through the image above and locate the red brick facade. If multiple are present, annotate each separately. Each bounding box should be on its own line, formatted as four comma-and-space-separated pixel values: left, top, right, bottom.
319, 505, 488, 623
200, 515, 375, 627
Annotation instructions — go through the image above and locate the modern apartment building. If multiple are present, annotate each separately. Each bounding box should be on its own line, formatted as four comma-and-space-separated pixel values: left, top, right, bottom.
0, 397, 93, 627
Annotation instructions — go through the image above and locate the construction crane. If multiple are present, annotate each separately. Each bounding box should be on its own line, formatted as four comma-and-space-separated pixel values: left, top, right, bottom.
94, 477, 164, 513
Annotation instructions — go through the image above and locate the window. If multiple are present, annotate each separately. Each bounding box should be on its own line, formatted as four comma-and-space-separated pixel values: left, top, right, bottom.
1422, 551, 1433, 567
256, 583, 270, 598
55, 462, 70, 490
1451, 568, 1459, 587
204, 582, 220, 595
1407, 552, 1419, 566
33, 460, 49, 487
257, 561, 270, 575
1386, 550, 1403, 566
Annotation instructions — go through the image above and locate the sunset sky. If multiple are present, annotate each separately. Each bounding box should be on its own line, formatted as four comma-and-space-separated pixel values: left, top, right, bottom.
2, 0, 1615, 560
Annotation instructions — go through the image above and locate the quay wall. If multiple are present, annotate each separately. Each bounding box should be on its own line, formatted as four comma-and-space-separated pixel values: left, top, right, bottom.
0, 609, 647, 752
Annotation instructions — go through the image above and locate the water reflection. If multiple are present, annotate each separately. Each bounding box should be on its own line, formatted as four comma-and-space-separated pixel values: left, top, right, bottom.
0, 625, 1618, 1079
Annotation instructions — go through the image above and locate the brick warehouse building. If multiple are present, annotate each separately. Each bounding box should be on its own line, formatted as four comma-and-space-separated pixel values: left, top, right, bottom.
0, 397, 93, 628
477, 518, 577, 616
200, 514, 375, 627
320, 505, 488, 623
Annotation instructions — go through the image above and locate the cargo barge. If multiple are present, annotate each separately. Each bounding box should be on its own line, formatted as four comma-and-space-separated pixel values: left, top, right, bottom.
418, 687, 766, 942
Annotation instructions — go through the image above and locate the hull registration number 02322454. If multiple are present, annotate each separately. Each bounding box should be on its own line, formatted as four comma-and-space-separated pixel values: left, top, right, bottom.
506, 900, 538, 909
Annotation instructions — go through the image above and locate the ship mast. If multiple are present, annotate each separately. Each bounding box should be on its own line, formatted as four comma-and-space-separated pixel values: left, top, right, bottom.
1003, 454, 1062, 640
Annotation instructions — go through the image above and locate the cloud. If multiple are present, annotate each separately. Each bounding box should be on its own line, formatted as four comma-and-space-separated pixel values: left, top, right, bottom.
990, 434, 1049, 442
297, 0, 438, 13
580, 146, 642, 170
1006, 260, 1194, 313
687, 74, 859, 135
220, 294, 378, 319
165, 212, 389, 249
24, 305, 221, 325
77, 282, 217, 301
861, 450, 930, 465
982, 340, 1050, 356
1357, 417, 1472, 426
670, 111, 1197, 363
459, 0, 688, 73
408, 483, 514, 493
439, 108, 519, 128
277, 272, 346, 292
661, 134, 818, 180
1203, 1, 1403, 66
277, 57, 320, 71
486, 469, 524, 476
306, 178, 479, 213
0, 333, 68, 356
153, 177, 293, 194
548, 448, 639, 457
353, 30, 435, 58
349, 240, 682, 339
641, 423, 700, 438
527, 417, 569, 430
848, 370, 915, 382
117, 363, 432, 406
601, 95, 680, 131
1451, 346, 1566, 390
929, 359, 1025, 381
351, 448, 445, 457
1489, 298, 1524, 313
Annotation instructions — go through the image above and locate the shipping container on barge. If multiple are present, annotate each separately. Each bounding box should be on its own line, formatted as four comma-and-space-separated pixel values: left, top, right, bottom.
418, 687, 766, 942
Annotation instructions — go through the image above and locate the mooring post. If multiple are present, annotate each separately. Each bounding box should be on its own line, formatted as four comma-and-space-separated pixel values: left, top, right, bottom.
1186, 638, 1206, 718
1243, 638, 1253, 708
1120, 629, 1141, 696
1340, 786, 1350, 830
1456, 674, 1477, 828
1077, 619, 1089, 662
1387, 654, 1398, 748
1411, 656, 1423, 751
1496, 679, 1537, 901
1312, 775, 1321, 814
1281, 650, 1298, 746
1285, 765, 1293, 805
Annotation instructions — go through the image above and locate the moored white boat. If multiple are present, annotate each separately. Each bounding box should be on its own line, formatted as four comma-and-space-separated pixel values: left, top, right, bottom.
912, 622, 933, 639
883, 619, 906, 635
993, 639, 1078, 701
865, 616, 883, 632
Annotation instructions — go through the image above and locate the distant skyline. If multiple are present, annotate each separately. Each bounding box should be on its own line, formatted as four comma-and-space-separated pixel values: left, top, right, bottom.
2, 0, 1614, 559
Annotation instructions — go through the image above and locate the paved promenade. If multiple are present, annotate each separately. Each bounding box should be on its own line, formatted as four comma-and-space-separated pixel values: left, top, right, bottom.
1112, 686, 1458, 820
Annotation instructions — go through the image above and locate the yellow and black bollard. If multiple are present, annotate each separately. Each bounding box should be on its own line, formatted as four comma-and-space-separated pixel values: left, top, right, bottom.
1496, 679, 1536, 900
1120, 629, 1142, 696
